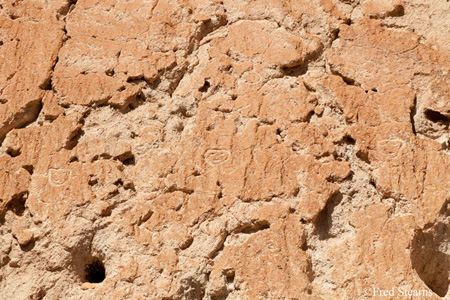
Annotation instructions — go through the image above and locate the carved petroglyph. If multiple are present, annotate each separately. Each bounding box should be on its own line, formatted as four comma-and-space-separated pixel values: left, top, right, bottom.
48, 169, 72, 186
241, 71, 262, 85
204, 149, 230, 166
376, 139, 405, 159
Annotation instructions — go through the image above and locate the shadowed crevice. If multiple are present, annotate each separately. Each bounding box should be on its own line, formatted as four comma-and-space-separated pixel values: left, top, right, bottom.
411, 200, 450, 297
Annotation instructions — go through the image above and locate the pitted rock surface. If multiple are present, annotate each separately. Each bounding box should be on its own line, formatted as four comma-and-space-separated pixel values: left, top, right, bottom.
1, 0, 450, 299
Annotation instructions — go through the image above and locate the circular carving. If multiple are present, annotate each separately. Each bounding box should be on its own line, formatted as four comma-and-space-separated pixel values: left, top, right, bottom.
49, 169, 72, 186
204, 149, 230, 166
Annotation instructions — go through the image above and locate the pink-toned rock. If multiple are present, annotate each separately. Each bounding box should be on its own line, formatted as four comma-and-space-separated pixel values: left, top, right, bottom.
0, 16, 64, 141
2, 1, 450, 299
362, 0, 404, 18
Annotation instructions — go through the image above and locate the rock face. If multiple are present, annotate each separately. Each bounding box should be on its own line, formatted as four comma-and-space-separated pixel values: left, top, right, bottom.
1, 0, 450, 299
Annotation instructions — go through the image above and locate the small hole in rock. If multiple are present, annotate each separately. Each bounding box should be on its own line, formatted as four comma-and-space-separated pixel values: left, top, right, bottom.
312, 192, 343, 240
224, 269, 235, 284
85, 259, 106, 283
199, 80, 210, 93
356, 150, 370, 164
276, 128, 282, 136
20, 239, 35, 252
425, 109, 449, 124
105, 69, 115, 76
301, 240, 308, 251
175, 122, 185, 133
8, 192, 28, 216
117, 151, 135, 164
40, 77, 53, 90
343, 135, 356, 145
122, 155, 136, 166
220, 65, 233, 74
6, 147, 21, 157
306, 110, 315, 122
22, 165, 34, 175
389, 4, 404, 17
88, 176, 98, 186
238, 220, 270, 234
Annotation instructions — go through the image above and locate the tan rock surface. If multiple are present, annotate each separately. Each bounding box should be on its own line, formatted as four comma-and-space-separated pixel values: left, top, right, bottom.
1, 0, 450, 299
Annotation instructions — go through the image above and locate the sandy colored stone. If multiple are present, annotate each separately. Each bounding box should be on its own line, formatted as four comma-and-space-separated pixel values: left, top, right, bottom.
362, 0, 404, 18
81, 282, 98, 290
11, 219, 34, 247
2, 0, 450, 299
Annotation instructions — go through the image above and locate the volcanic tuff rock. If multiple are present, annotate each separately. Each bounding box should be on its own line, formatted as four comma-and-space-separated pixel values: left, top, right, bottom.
1, 0, 450, 299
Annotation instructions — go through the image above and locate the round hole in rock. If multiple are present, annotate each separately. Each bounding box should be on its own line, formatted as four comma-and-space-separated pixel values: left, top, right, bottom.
85, 259, 105, 283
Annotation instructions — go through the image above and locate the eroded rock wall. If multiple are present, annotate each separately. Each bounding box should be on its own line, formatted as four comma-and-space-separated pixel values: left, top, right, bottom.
1, 0, 450, 299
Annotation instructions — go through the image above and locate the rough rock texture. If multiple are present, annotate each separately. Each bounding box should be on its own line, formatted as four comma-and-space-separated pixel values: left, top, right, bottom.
1, 0, 450, 299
